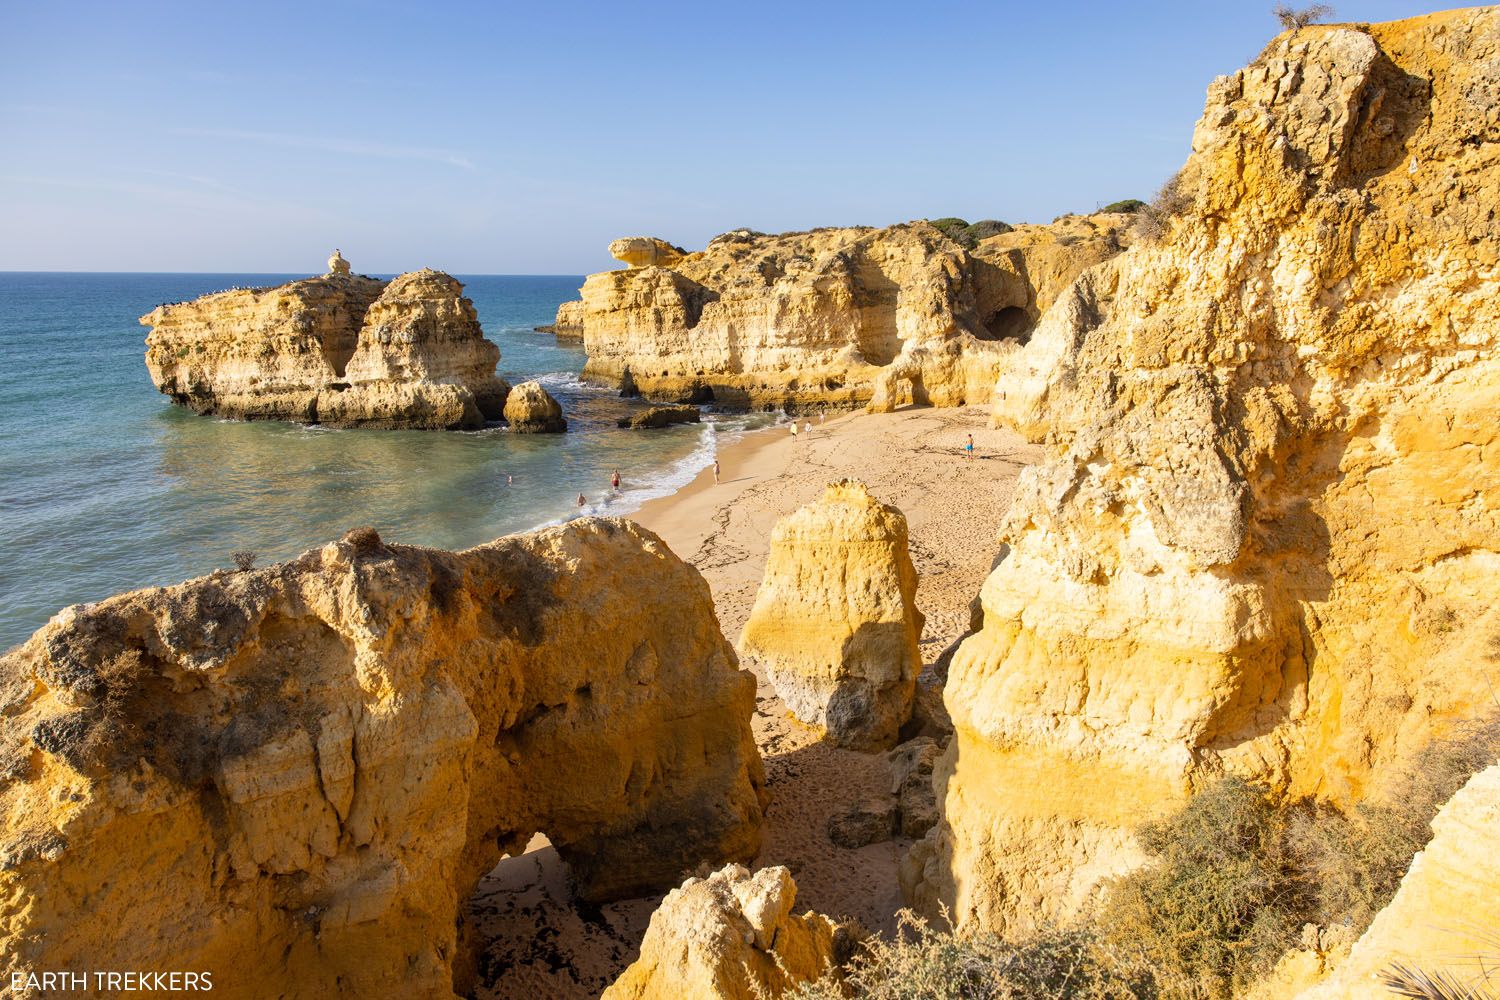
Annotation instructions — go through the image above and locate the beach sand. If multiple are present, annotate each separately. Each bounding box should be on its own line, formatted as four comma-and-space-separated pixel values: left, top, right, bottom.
473, 405, 1040, 999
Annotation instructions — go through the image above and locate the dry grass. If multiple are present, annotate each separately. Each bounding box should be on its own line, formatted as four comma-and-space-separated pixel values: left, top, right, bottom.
1132, 172, 1193, 243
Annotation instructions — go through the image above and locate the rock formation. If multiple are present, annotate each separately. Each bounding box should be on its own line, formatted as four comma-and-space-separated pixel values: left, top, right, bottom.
327, 248, 351, 275
559, 217, 1125, 413
602, 865, 841, 1000
617, 405, 701, 430
539, 299, 584, 340
609, 236, 687, 270
0, 519, 764, 998
739, 480, 924, 750
1295, 764, 1500, 999
141, 263, 510, 430
907, 9, 1500, 936
502, 379, 567, 433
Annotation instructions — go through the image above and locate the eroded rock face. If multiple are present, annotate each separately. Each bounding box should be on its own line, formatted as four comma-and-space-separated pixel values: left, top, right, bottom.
0, 520, 764, 998
610, 236, 687, 270
617, 405, 701, 430
573, 220, 1123, 413
542, 299, 585, 340
503, 379, 567, 433
141, 266, 509, 430
602, 865, 840, 1000
1295, 765, 1500, 999
739, 480, 924, 750
908, 10, 1500, 935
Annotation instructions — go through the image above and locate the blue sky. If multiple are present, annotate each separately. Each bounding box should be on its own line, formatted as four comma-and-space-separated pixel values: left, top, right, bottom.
0, 0, 1453, 274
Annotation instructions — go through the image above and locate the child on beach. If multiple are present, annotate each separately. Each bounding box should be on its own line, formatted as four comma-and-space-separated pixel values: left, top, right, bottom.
713, 460, 720, 485
965, 434, 975, 460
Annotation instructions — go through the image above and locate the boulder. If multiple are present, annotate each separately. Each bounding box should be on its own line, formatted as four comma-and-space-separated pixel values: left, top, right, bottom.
739, 480, 924, 750
617, 405, 702, 430
827, 799, 899, 849
538, 299, 584, 339
0, 519, 764, 998
602, 865, 840, 1000
503, 379, 567, 433
887, 737, 942, 838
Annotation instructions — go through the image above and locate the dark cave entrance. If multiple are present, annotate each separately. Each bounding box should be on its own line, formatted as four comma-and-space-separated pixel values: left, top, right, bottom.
979, 306, 1033, 345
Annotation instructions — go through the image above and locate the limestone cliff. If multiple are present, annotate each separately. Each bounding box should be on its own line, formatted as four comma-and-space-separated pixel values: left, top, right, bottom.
602, 865, 841, 1000
739, 480, 924, 750
908, 8, 1500, 935
569, 217, 1124, 413
142, 262, 510, 430
1296, 764, 1500, 999
0, 520, 764, 998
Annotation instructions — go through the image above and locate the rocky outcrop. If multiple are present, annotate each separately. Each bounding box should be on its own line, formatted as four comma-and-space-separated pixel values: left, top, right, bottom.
739, 480, 923, 750
602, 865, 841, 1000
617, 405, 701, 430
327, 249, 351, 275
908, 9, 1500, 935
540, 299, 584, 340
141, 262, 510, 430
1295, 764, 1500, 999
610, 237, 687, 270
0, 520, 764, 998
502, 379, 567, 433
573, 219, 1124, 413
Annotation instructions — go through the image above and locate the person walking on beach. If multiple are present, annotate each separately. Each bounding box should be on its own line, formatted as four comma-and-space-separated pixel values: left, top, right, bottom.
965, 433, 975, 460
790, 421, 799, 443
713, 459, 720, 485
803, 419, 812, 438
611, 469, 621, 491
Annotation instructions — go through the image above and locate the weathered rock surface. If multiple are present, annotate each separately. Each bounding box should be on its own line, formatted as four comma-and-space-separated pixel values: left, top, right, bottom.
617, 405, 702, 430
1294, 764, 1500, 999
141, 262, 509, 430
908, 9, 1500, 935
739, 480, 924, 750
827, 799, 899, 849
602, 865, 840, 1000
503, 379, 567, 433
888, 737, 942, 839
0, 519, 764, 998
572, 219, 1123, 413
609, 236, 687, 270
540, 299, 584, 340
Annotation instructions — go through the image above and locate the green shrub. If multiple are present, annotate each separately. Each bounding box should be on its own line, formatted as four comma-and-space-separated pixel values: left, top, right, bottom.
1101, 199, 1147, 214
929, 218, 1013, 250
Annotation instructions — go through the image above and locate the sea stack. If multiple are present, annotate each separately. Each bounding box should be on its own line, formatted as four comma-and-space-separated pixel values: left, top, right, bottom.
739, 480, 924, 750
140, 254, 510, 430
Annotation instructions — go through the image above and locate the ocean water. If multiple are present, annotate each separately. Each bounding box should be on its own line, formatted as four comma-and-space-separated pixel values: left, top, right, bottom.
0, 273, 769, 650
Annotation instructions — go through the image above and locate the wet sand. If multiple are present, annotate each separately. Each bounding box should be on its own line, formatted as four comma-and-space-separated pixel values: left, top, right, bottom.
474, 405, 1040, 999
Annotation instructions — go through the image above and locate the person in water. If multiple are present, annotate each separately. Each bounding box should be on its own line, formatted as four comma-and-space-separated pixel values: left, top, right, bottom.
611, 469, 621, 490
577, 492, 586, 509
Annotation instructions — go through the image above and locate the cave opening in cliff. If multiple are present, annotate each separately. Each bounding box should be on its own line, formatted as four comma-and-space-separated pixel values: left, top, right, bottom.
979, 306, 1033, 344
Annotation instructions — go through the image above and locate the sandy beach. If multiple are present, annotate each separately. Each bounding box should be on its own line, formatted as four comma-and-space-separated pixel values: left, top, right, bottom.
473, 405, 1040, 999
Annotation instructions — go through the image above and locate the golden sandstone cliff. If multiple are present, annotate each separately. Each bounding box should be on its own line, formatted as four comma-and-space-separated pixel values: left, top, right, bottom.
556, 215, 1129, 413
907, 6, 1500, 939
141, 261, 510, 430
739, 480, 924, 750
0, 520, 763, 998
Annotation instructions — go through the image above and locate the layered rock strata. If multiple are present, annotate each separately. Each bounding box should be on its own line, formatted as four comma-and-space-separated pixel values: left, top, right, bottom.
908, 9, 1500, 935
617, 405, 701, 430
562, 217, 1125, 413
503, 379, 567, 433
0, 519, 764, 998
142, 262, 509, 430
602, 865, 841, 1000
739, 480, 924, 750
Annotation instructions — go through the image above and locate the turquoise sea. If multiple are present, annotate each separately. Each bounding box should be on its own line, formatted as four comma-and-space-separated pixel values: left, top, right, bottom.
0, 273, 768, 650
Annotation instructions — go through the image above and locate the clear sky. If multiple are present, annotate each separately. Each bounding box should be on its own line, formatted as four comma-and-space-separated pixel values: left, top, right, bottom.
0, 0, 1455, 274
